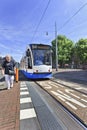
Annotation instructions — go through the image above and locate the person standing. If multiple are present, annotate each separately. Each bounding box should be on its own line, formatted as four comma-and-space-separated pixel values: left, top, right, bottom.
1, 55, 16, 90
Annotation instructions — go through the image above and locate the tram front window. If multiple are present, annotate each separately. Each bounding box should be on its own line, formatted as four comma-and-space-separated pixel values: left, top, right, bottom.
32, 50, 51, 65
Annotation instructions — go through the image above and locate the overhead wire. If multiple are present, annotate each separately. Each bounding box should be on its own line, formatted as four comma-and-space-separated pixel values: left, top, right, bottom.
61, 20, 87, 40
58, 2, 87, 31
60, 18, 87, 35
1, 1, 87, 47
29, 2, 87, 41
30, 0, 51, 42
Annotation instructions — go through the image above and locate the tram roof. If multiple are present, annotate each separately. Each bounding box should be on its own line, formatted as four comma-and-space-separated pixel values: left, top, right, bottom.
29, 43, 52, 46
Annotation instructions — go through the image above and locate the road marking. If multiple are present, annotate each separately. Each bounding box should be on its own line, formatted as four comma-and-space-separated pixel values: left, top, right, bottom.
66, 102, 77, 110
20, 85, 27, 88
57, 90, 64, 94
76, 87, 83, 90
76, 87, 87, 91
20, 82, 37, 123
58, 96, 66, 101
56, 83, 64, 88
20, 84, 26, 86
51, 90, 87, 108
20, 108, 36, 120
81, 99, 87, 103
70, 93, 80, 99
20, 97, 32, 104
48, 82, 59, 88
82, 94, 87, 98
20, 87, 28, 90
45, 86, 52, 89
20, 83, 26, 86
20, 91, 29, 95
51, 91, 58, 96
20, 82, 26, 84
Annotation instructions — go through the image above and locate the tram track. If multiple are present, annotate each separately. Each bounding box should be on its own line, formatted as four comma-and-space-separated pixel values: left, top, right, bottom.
35, 79, 87, 129
51, 78, 87, 95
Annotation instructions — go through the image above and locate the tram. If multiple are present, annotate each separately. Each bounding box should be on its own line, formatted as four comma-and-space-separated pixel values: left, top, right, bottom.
20, 43, 52, 79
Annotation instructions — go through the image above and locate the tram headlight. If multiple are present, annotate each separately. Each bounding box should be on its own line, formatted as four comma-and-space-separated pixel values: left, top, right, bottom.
48, 69, 50, 72
36, 70, 38, 73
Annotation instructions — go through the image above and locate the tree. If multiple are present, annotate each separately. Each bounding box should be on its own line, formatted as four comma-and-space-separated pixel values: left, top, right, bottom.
52, 35, 74, 67
75, 38, 87, 65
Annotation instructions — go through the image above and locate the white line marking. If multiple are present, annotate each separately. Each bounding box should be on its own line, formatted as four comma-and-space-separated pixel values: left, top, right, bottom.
57, 90, 63, 94
82, 94, 87, 98
58, 96, 65, 101
20, 87, 28, 90
65, 89, 73, 93
70, 93, 80, 99
51, 91, 58, 96
76, 87, 87, 91
20, 91, 29, 95
51, 91, 87, 108
66, 102, 77, 110
45, 86, 52, 89
20, 108, 36, 120
20, 97, 32, 104
20, 85, 27, 88
20, 83, 26, 85
20, 84, 26, 86
48, 82, 59, 88
81, 99, 87, 103
75, 87, 83, 90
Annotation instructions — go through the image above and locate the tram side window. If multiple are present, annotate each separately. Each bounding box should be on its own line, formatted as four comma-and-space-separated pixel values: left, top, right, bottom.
26, 49, 32, 69
28, 57, 32, 69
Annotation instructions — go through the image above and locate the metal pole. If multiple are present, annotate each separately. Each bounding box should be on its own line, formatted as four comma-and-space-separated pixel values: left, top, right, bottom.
15, 62, 19, 82
55, 22, 58, 71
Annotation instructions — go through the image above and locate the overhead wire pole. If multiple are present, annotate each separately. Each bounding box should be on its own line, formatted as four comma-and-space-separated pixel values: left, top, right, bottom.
55, 22, 58, 71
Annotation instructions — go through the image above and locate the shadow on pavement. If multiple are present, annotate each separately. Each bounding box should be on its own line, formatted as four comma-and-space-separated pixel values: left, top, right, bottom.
18, 70, 31, 81
0, 77, 5, 82
0, 88, 7, 91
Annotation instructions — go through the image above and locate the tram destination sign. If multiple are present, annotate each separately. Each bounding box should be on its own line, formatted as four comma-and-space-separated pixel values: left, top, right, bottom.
31, 44, 51, 50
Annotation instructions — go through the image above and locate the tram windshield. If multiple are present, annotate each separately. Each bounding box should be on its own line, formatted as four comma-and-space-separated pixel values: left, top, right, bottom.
32, 49, 51, 66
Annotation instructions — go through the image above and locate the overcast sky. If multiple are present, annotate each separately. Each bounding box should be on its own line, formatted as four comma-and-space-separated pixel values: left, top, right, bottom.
0, 0, 87, 61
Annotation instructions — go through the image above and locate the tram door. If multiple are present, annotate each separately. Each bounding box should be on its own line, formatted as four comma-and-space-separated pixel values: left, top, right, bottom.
26, 49, 32, 69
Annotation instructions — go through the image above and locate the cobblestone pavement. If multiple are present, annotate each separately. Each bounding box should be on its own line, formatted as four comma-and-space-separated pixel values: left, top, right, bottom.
0, 82, 20, 130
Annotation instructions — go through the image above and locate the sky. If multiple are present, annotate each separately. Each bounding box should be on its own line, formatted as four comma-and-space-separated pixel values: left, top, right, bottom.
0, 0, 87, 62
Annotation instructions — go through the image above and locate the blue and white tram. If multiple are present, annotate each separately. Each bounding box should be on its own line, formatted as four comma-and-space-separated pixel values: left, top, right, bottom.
20, 43, 52, 79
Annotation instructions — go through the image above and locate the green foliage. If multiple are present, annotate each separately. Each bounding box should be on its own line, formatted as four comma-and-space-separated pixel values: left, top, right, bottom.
52, 35, 74, 67
75, 39, 87, 64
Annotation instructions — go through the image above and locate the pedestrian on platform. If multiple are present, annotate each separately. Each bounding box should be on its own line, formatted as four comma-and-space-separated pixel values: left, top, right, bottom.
1, 55, 16, 90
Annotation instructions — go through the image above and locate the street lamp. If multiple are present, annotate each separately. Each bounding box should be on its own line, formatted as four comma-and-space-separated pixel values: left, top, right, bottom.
55, 22, 58, 71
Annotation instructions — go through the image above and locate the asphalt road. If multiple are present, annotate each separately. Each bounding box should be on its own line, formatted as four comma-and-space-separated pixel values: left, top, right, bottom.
53, 69, 87, 86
